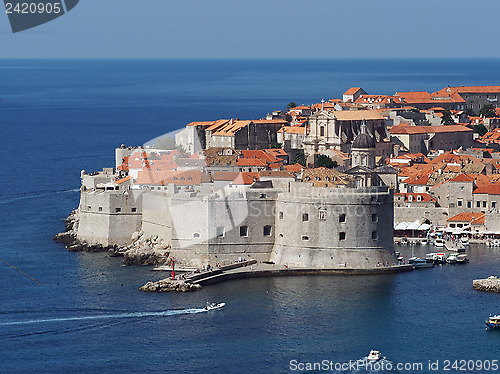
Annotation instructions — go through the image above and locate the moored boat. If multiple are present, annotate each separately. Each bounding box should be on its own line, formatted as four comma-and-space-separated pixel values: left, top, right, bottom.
410, 258, 434, 268
456, 254, 469, 264
460, 237, 469, 246
446, 254, 458, 264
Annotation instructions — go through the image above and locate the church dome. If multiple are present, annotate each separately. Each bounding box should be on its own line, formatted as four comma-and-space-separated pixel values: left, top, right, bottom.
352, 120, 375, 149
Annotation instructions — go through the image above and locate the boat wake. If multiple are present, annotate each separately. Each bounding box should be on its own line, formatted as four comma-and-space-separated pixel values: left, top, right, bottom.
0, 308, 207, 327
0, 188, 80, 205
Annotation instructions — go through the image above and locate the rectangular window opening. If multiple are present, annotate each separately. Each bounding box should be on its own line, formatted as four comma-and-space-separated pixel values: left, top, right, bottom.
263, 225, 272, 236
240, 226, 248, 237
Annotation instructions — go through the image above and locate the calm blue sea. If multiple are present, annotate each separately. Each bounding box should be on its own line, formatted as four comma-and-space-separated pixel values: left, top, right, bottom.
0, 59, 499, 374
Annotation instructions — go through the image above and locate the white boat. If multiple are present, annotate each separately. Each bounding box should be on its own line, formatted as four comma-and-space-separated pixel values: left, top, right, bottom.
493, 239, 500, 247
434, 238, 445, 247
367, 350, 382, 361
420, 239, 428, 245
410, 258, 434, 268
204, 302, 225, 311
456, 254, 469, 264
446, 254, 458, 264
460, 237, 469, 246
401, 238, 408, 245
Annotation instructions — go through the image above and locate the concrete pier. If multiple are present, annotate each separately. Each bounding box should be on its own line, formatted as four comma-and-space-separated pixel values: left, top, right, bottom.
184, 262, 413, 287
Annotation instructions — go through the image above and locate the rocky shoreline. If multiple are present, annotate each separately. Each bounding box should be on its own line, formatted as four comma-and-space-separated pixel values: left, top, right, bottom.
53, 210, 169, 266
473, 276, 500, 293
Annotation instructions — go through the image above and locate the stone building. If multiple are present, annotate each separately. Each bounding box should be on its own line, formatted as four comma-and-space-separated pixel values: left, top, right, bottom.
303, 109, 392, 158
75, 163, 397, 269
434, 86, 500, 113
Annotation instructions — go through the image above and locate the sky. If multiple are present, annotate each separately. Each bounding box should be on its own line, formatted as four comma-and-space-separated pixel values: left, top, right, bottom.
1, 0, 499, 59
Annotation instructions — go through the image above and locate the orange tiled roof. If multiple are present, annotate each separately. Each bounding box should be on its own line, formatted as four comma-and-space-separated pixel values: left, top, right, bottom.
278, 126, 306, 134
395, 193, 436, 202
443, 86, 500, 94
390, 125, 472, 135
450, 174, 475, 182
343, 87, 363, 95
447, 212, 485, 222
285, 163, 303, 173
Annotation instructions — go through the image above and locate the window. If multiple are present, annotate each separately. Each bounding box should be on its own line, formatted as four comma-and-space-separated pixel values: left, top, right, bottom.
240, 226, 248, 237
483, 201, 487, 208
260, 193, 267, 199
87, 206, 91, 211
372, 231, 377, 240
372, 213, 378, 222
339, 232, 346, 240
450, 223, 455, 228
216, 226, 225, 238
131, 207, 137, 212
339, 214, 346, 223
263, 225, 272, 236
493, 202, 497, 209
477, 201, 481, 208
279, 211, 283, 220
302, 213, 309, 222
467, 201, 472, 209
98, 206, 102, 212
301, 235, 309, 241
318, 211, 326, 221
115, 207, 121, 213
320, 126, 325, 136
193, 233, 200, 238
457, 200, 462, 207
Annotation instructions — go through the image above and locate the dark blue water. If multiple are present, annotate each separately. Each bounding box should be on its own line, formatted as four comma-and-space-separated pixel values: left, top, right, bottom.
0, 59, 499, 373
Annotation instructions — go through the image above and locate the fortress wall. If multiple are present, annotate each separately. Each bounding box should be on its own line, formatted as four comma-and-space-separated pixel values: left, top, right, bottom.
395, 206, 448, 226
271, 184, 396, 268
142, 193, 173, 243
77, 191, 142, 246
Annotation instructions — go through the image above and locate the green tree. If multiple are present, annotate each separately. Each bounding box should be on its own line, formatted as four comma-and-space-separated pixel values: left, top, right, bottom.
474, 123, 488, 136
287, 102, 297, 111
440, 109, 456, 126
479, 103, 497, 118
293, 150, 306, 166
270, 142, 282, 149
316, 154, 337, 169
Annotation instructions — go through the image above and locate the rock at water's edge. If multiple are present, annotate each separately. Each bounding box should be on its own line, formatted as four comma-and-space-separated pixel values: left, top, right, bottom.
140, 279, 202, 292
473, 277, 500, 293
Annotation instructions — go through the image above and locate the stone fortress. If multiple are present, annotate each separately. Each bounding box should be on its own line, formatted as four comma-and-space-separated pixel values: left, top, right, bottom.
72, 122, 397, 269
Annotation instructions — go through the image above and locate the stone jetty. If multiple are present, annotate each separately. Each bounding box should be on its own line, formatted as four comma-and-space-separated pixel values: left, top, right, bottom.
473, 276, 500, 293
140, 279, 202, 292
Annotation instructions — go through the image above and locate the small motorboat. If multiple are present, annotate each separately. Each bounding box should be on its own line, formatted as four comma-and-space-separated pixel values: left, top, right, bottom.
486, 315, 500, 330
460, 237, 469, 246
401, 238, 408, 245
204, 302, 225, 311
493, 239, 500, 247
456, 254, 469, 264
410, 258, 434, 268
420, 239, 428, 245
446, 254, 458, 264
367, 350, 382, 361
